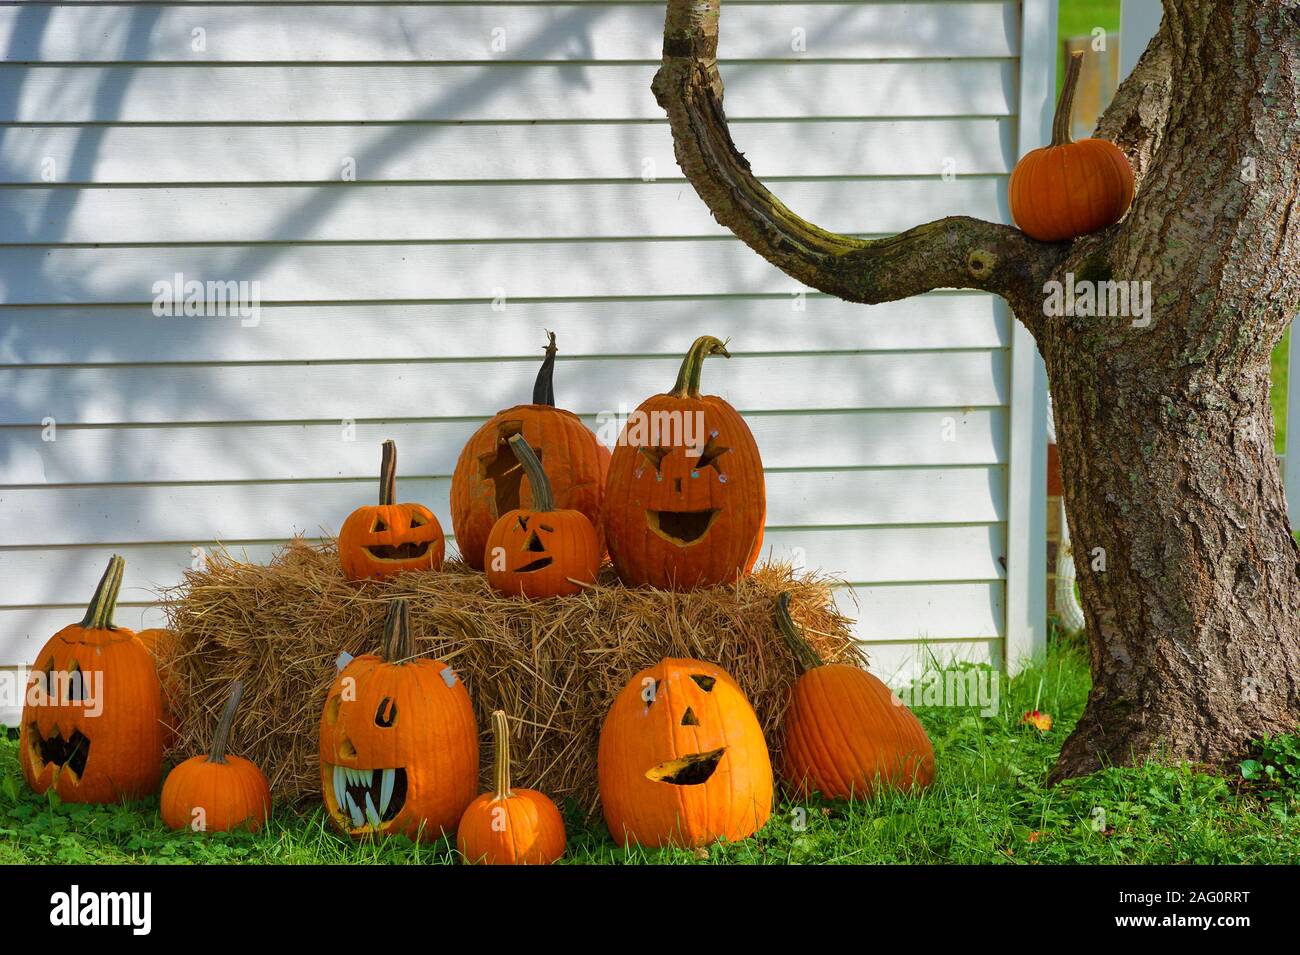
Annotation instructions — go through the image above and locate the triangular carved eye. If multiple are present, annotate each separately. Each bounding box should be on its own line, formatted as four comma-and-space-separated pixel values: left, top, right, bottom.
692, 435, 731, 472
639, 446, 671, 472
690, 674, 716, 692
372, 515, 388, 533
409, 512, 427, 528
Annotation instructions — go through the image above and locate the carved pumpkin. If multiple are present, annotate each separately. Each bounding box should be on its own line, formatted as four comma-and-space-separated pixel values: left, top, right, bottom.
597, 657, 773, 847
776, 593, 933, 799
1009, 52, 1134, 242
339, 439, 445, 580
604, 335, 765, 590
20, 555, 164, 803
319, 600, 477, 841
161, 681, 271, 832
457, 710, 566, 865
137, 627, 181, 750
485, 434, 600, 599
451, 332, 610, 570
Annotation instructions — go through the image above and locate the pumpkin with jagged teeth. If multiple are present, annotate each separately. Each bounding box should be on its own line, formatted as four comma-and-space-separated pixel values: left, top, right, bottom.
339, 440, 445, 581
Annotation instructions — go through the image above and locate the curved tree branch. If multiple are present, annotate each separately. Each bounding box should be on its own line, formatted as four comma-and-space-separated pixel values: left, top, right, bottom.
653, 0, 1062, 323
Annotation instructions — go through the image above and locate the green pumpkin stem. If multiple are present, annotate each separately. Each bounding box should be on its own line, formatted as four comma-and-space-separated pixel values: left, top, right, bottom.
382, 599, 413, 663
670, 335, 730, 398
80, 555, 125, 630
1051, 52, 1084, 147
776, 592, 824, 673
208, 680, 244, 765
491, 709, 513, 799
531, 331, 558, 407
507, 434, 554, 512
378, 439, 397, 506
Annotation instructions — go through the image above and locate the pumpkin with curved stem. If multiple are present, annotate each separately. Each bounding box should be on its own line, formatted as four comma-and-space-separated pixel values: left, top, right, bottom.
457, 710, 566, 865
319, 600, 477, 841
775, 593, 934, 799
339, 439, 445, 580
604, 335, 765, 590
20, 555, 164, 803
484, 434, 600, 599
1009, 52, 1134, 242
161, 681, 271, 832
451, 332, 610, 570
598, 657, 772, 847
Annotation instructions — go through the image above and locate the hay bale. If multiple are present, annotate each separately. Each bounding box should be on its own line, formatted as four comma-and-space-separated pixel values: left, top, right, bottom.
158, 537, 862, 812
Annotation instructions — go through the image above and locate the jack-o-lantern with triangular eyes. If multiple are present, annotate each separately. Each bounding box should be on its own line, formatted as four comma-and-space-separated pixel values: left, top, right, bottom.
319, 600, 477, 841
597, 657, 773, 847
339, 440, 445, 581
605, 336, 765, 590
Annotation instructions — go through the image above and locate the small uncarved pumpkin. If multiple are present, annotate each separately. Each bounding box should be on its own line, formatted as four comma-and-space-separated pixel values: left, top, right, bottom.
339, 439, 445, 580
485, 434, 600, 599
1009, 52, 1134, 242
161, 681, 271, 833
776, 593, 934, 799
457, 710, 566, 865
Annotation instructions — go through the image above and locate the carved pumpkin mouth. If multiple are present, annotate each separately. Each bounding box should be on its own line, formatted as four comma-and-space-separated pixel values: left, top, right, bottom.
363, 541, 432, 562
325, 763, 408, 832
646, 508, 719, 545
645, 747, 726, 786
28, 723, 91, 782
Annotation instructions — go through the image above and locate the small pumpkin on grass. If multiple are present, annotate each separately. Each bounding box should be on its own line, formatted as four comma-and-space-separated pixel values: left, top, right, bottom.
775, 592, 933, 799
1009, 51, 1135, 242
484, 434, 599, 599
339, 439, 445, 580
161, 681, 271, 833
457, 710, 566, 865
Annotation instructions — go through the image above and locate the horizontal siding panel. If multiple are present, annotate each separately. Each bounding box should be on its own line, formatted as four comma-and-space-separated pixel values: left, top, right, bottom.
0, 296, 1010, 364
4, 4, 1019, 62
0, 119, 1016, 183
0, 352, 1009, 424
0, 179, 1007, 244
836, 581, 1004, 640
0, 410, 1007, 484
0, 62, 1016, 122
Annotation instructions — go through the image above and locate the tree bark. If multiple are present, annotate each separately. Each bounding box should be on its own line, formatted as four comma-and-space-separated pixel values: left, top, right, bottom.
654, 0, 1300, 780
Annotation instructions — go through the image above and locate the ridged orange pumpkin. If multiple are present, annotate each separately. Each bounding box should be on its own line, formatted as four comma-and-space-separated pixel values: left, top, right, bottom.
319, 600, 478, 841
161, 681, 271, 833
485, 435, 600, 599
598, 658, 773, 847
604, 336, 765, 590
339, 439, 445, 581
20, 555, 164, 803
1009, 51, 1134, 242
451, 332, 610, 570
457, 710, 566, 865
776, 593, 934, 799
137, 627, 181, 750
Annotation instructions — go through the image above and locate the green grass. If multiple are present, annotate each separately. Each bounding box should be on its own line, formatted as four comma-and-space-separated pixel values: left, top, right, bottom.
1273, 329, 1289, 455
4, 635, 1298, 864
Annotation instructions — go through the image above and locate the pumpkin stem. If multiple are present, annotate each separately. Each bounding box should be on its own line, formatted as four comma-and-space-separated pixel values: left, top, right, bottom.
80, 554, 125, 630
775, 592, 824, 672
381, 599, 413, 663
670, 335, 730, 398
531, 331, 558, 407
378, 439, 397, 506
1051, 52, 1084, 147
208, 680, 243, 765
507, 434, 554, 512
491, 709, 513, 799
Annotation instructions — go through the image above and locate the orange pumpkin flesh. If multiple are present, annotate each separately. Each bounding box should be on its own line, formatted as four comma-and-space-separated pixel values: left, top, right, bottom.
776, 593, 934, 800
1009, 52, 1134, 242
457, 710, 566, 865
485, 434, 600, 599
604, 336, 765, 590
20, 555, 164, 803
161, 681, 271, 833
319, 600, 478, 842
451, 333, 609, 570
137, 627, 181, 749
339, 439, 445, 580
598, 657, 773, 847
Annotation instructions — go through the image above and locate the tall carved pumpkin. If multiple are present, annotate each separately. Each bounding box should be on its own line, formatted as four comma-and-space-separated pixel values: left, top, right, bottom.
776, 593, 934, 799
1009, 52, 1134, 242
338, 439, 445, 581
598, 658, 773, 847
319, 600, 478, 841
20, 555, 164, 803
451, 332, 609, 570
604, 335, 764, 590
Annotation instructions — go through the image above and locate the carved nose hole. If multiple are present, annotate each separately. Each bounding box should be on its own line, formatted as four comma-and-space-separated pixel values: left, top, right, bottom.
674, 478, 683, 493
681, 707, 699, 726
